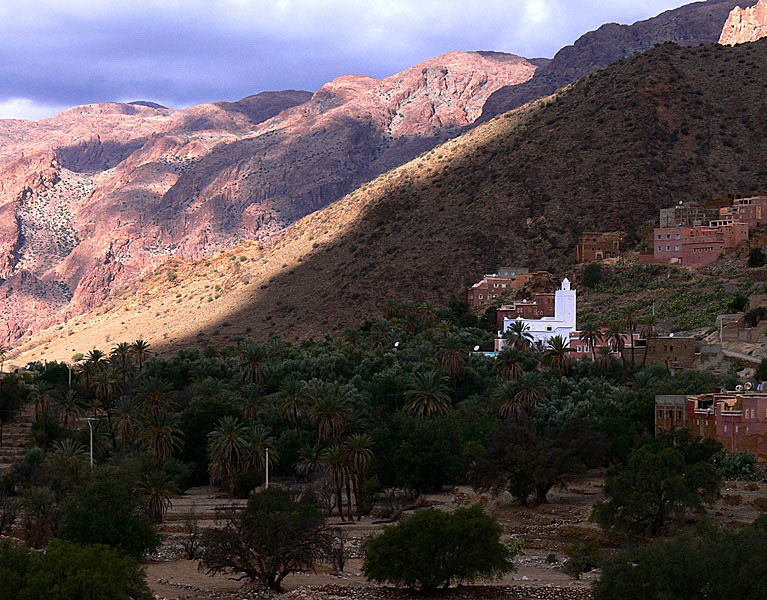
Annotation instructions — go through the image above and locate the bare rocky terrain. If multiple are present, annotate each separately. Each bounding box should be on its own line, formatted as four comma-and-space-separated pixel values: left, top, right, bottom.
720, 0, 767, 44
0, 53, 537, 347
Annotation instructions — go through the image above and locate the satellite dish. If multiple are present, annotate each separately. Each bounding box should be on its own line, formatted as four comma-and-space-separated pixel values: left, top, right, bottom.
745, 382, 753, 391
736, 385, 744, 392
473, 345, 480, 352
394, 341, 400, 348
669, 333, 674, 338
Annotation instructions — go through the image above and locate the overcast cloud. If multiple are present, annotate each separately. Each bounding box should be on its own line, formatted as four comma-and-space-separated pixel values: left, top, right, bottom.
0, 0, 691, 120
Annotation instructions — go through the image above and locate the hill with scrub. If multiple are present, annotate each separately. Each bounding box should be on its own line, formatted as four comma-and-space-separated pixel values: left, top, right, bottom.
9, 39, 767, 364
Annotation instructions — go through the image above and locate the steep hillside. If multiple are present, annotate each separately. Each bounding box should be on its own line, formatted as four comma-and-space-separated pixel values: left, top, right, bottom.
0, 53, 538, 345
480, 0, 757, 121
720, 0, 767, 44
10, 39, 767, 363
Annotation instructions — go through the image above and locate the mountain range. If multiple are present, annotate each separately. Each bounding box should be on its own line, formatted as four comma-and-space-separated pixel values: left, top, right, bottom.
3, 0, 767, 359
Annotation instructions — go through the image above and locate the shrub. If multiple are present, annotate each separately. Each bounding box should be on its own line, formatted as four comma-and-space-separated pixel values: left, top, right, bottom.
0, 538, 152, 600
583, 262, 603, 288
595, 517, 767, 600
564, 540, 603, 579
748, 247, 766, 268
363, 506, 519, 593
58, 474, 159, 558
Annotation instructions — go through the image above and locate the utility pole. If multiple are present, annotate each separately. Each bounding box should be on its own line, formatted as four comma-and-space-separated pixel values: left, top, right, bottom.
265, 447, 269, 489
86, 418, 95, 468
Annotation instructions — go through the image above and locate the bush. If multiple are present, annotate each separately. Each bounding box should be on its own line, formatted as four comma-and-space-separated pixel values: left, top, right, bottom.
714, 450, 759, 480
0, 538, 152, 600
757, 358, 767, 382
748, 247, 766, 268
595, 517, 767, 600
564, 540, 603, 579
363, 506, 519, 593
199, 487, 332, 592
58, 473, 159, 558
583, 262, 603, 288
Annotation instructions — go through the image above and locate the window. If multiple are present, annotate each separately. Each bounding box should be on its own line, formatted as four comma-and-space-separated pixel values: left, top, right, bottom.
675, 233, 681, 239
658, 246, 662, 252
667, 245, 671, 251
675, 245, 680, 251
657, 234, 662, 239
667, 234, 671, 239
657, 410, 664, 419
724, 425, 728, 432
676, 410, 682, 420
478, 294, 483, 299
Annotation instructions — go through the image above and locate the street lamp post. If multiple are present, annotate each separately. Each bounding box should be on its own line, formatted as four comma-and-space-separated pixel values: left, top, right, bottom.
85, 417, 95, 468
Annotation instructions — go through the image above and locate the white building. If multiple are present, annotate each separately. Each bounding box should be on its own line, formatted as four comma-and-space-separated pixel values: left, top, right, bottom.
495, 278, 576, 351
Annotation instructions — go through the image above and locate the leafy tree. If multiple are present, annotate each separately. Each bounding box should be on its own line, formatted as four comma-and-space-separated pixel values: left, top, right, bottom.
363, 506, 518, 593
582, 262, 603, 288
564, 540, 603, 580
595, 517, 767, 600
757, 357, 767, 383
593, 436, 721, 538
58, 473, 160, 558
0, 376, 27, 445
0, 538, 152, 600
199, 487, 331, 592
748, 247, 766, 268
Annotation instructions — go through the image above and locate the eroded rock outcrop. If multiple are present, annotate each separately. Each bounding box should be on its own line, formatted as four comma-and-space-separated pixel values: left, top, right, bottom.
720, 0, 767, 44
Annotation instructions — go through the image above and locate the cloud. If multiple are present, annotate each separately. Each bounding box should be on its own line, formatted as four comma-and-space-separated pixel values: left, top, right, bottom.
0, 98, 68, 121
0, 0, 693, 114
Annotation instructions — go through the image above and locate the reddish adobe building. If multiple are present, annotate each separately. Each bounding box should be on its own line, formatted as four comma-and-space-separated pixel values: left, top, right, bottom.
718, 196, 767, 231
655, 395, 689, 436
686, 389, 767, 461
576, 231, 625, 263
495, 293, 555, 330
644, 222, 749, 266
466, 268, 535, 309
568, 330, 641, 361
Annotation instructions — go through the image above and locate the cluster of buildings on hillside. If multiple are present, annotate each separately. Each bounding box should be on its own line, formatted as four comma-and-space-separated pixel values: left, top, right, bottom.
575, 196, 767, 268
644, 196, 765, 267
657, 386, 767, 462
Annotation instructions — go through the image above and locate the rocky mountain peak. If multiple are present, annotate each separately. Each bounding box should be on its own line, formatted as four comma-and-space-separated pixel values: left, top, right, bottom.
720, 0, 767, 44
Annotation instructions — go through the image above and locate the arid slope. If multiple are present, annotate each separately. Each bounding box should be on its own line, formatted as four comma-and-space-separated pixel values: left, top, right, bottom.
10, 39, 767, 364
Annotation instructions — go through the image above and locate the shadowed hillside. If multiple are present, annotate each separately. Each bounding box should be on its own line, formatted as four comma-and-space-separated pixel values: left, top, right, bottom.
11, 39, 767, 363
479, 0, 758, 121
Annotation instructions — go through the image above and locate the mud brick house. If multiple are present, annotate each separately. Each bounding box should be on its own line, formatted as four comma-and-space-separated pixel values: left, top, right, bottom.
655, 395, 689, 435
575, 231, 625, 263
687, 388, 767, 461
718, 196, 767, 231
465, 267, 534, 309
645, 222, 749, 267
717, 295, 767, 344
629, 335, 699, 371
659, 201, 720, 228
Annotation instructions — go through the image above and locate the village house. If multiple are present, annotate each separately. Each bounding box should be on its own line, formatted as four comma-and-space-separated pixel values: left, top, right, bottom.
659, 201, 720, 228
575, 231, 625, 263
718, 196, 767, 231
717, 294, 767, 344
495, 278, 576, 351
465, 267, 534, 309
643, 222, 749, 267
682, 387, 767, 461
655, 395, 689, 435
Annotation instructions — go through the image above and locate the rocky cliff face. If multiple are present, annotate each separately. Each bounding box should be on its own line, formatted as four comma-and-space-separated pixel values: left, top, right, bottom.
0, 53, 538, 345
720, 0, 767, 44
480, 0, 758, 121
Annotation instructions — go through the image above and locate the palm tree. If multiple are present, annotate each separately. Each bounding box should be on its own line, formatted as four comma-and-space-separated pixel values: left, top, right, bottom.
142, 411, 183, 469
307, 382, 352, 443
404, 371, 451, 418
495, 348, 524, 382
207, 416, 249, 495
138, 470, 176, 523
640, 315, 658, 367
345, 433, 373, 519
239, 339, 267, 384
606, 321, 627, 367
136, 377, 174, 417
277, 378, 308, 439
579, 322, 603, 362
416, 301, 439, 327
56, 389, 82, 427
296, 444, 323, 482
623, 309, 638, 367
93, 367, 119, 411
495, 373, 546, 420
440, 339, 465, 383
110, 342, 134, 380
505, 320, 534, 350
132, 340, 151, 370
240, 384, 263, 422
320, 444, 353, 521
543, 335, 572, 375
112, 397, 140, 445
243, 425, 279, 476
597, 346, 613, 372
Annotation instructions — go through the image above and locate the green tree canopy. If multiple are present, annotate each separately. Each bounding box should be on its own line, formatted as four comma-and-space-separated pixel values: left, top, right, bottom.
363, 505, 518, 593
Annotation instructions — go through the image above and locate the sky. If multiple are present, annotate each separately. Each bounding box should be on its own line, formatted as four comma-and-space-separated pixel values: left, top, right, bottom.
0, 0, 693, 120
